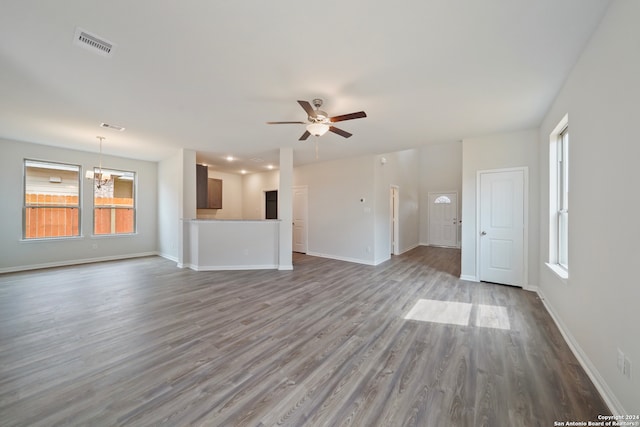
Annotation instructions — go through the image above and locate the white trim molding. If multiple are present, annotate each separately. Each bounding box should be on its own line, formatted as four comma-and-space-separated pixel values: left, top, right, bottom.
0, 252, 158, 274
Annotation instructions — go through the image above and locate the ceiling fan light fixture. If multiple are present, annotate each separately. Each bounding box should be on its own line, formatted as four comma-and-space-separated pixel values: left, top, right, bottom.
307, 123, 329, 137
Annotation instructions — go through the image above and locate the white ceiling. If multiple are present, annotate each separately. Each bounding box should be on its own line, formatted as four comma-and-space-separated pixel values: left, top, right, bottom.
0, 0, 610, 174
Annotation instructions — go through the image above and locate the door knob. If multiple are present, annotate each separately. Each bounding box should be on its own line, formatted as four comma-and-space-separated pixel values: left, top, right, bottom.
480, 231, 487, 236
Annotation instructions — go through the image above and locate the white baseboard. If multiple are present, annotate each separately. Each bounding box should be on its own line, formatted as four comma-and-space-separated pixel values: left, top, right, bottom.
536, 289, 626, 416
460, 274, 479, 282
399, 243, 420, 255
374, 255, 391, 265
426, 243, 461, 249
158, 253, 178, 263
306, 251, 376, 266
0, 252, 158, 274
189, 264, 279, 271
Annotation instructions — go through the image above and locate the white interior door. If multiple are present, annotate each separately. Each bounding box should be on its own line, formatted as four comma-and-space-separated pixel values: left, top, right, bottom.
292, 186, 308, 253
479, 169, 526, 287
428, 192, 458, 247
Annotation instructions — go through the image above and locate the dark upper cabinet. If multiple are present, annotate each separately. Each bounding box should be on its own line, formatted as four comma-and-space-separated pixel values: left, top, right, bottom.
207, 178, 222, 209
196, 164, 223, 209
196, 164, 208, 209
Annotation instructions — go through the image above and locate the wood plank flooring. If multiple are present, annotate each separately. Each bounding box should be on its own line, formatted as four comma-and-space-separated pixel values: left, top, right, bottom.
0, 247, 609, 426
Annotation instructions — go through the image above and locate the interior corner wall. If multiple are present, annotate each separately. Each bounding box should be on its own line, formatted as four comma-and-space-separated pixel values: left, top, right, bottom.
181, 149, 197, 220
460, 129, 540, 287
537, 0, 639, 414
293, 155, 376, 264
0, 138, 158, 272
418, 141, 463, 246
374, 149, 420, 264
157, 152, 182, 261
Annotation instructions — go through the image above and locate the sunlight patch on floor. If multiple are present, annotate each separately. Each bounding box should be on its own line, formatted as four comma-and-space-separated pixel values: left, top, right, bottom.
404, 299, 511, 330
476, 304, 511, 330
403, 299, 472, 326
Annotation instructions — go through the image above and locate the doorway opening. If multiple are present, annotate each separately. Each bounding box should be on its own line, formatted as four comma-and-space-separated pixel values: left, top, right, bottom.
265, 190, 278, 219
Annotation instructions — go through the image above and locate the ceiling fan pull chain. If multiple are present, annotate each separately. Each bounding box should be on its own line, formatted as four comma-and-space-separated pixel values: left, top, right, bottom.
315, 140, 319, 159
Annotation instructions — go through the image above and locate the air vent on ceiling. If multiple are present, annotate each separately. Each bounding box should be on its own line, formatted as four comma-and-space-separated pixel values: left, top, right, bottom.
100, 122, 125, 131
73, 27, 114, 57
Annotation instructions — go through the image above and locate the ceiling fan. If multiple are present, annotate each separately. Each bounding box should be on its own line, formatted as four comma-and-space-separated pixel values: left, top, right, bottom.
267, 99, 367, 140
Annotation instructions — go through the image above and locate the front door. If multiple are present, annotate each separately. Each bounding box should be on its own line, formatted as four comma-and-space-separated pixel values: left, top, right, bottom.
479, 169, 526, 287
428, 192, 458, 247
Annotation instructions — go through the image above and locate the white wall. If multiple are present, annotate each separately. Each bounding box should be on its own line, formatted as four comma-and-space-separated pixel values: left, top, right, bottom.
374, 149, 421, 264
182, 220, 279, 270
197, 169, 243, 219
537, 0, 640, 414
0, 138, 158, 272
242, 170, 279, 219
460, 129, 540, 287
419, 141, 462, 245
294, 155, 377, 264
157, 152, 182, 261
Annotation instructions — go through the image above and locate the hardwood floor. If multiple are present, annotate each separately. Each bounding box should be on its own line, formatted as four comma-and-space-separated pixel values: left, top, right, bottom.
0, 247, 608, 426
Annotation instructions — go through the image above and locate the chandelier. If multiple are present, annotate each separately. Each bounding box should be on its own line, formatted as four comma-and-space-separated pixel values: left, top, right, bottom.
85, 136, 111, 188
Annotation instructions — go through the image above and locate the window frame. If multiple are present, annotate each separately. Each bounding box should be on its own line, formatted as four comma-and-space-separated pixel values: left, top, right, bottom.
23, 159, 82, 240
91, 167, 137, 236
556, 127, 569, 270
548, 114, 569, 279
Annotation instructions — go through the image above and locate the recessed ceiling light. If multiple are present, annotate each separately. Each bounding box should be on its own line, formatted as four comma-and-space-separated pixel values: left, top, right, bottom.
240, 169, 247, 174
267, 164, 274, 170
226, 156, 234, 162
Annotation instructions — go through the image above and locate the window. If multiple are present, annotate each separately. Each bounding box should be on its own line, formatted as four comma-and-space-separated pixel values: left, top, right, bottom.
549, 115, 569, 275
23, 160, 80, 239
557, 127, 569, 269
434, 195, 451, 204
92, 168, 136, 235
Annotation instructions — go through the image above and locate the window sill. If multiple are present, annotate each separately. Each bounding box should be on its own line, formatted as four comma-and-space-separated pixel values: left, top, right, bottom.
21, 236, 83, 242
91, 233, 138, 238
546, 263, 568, 283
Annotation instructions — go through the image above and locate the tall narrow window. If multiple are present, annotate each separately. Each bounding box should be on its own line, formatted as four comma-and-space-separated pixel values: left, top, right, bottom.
92, 168, 136, 235
23, 160, 80, 239
549, 114, 569, 275
557, 127, 569, 269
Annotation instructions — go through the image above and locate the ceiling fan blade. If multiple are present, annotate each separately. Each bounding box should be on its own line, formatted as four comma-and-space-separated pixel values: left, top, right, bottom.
329, 126, 352, 138
299, 130, 311, 141
297, 100, 317, 118
329, 111, 367, 123
266, 121, 306, 124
